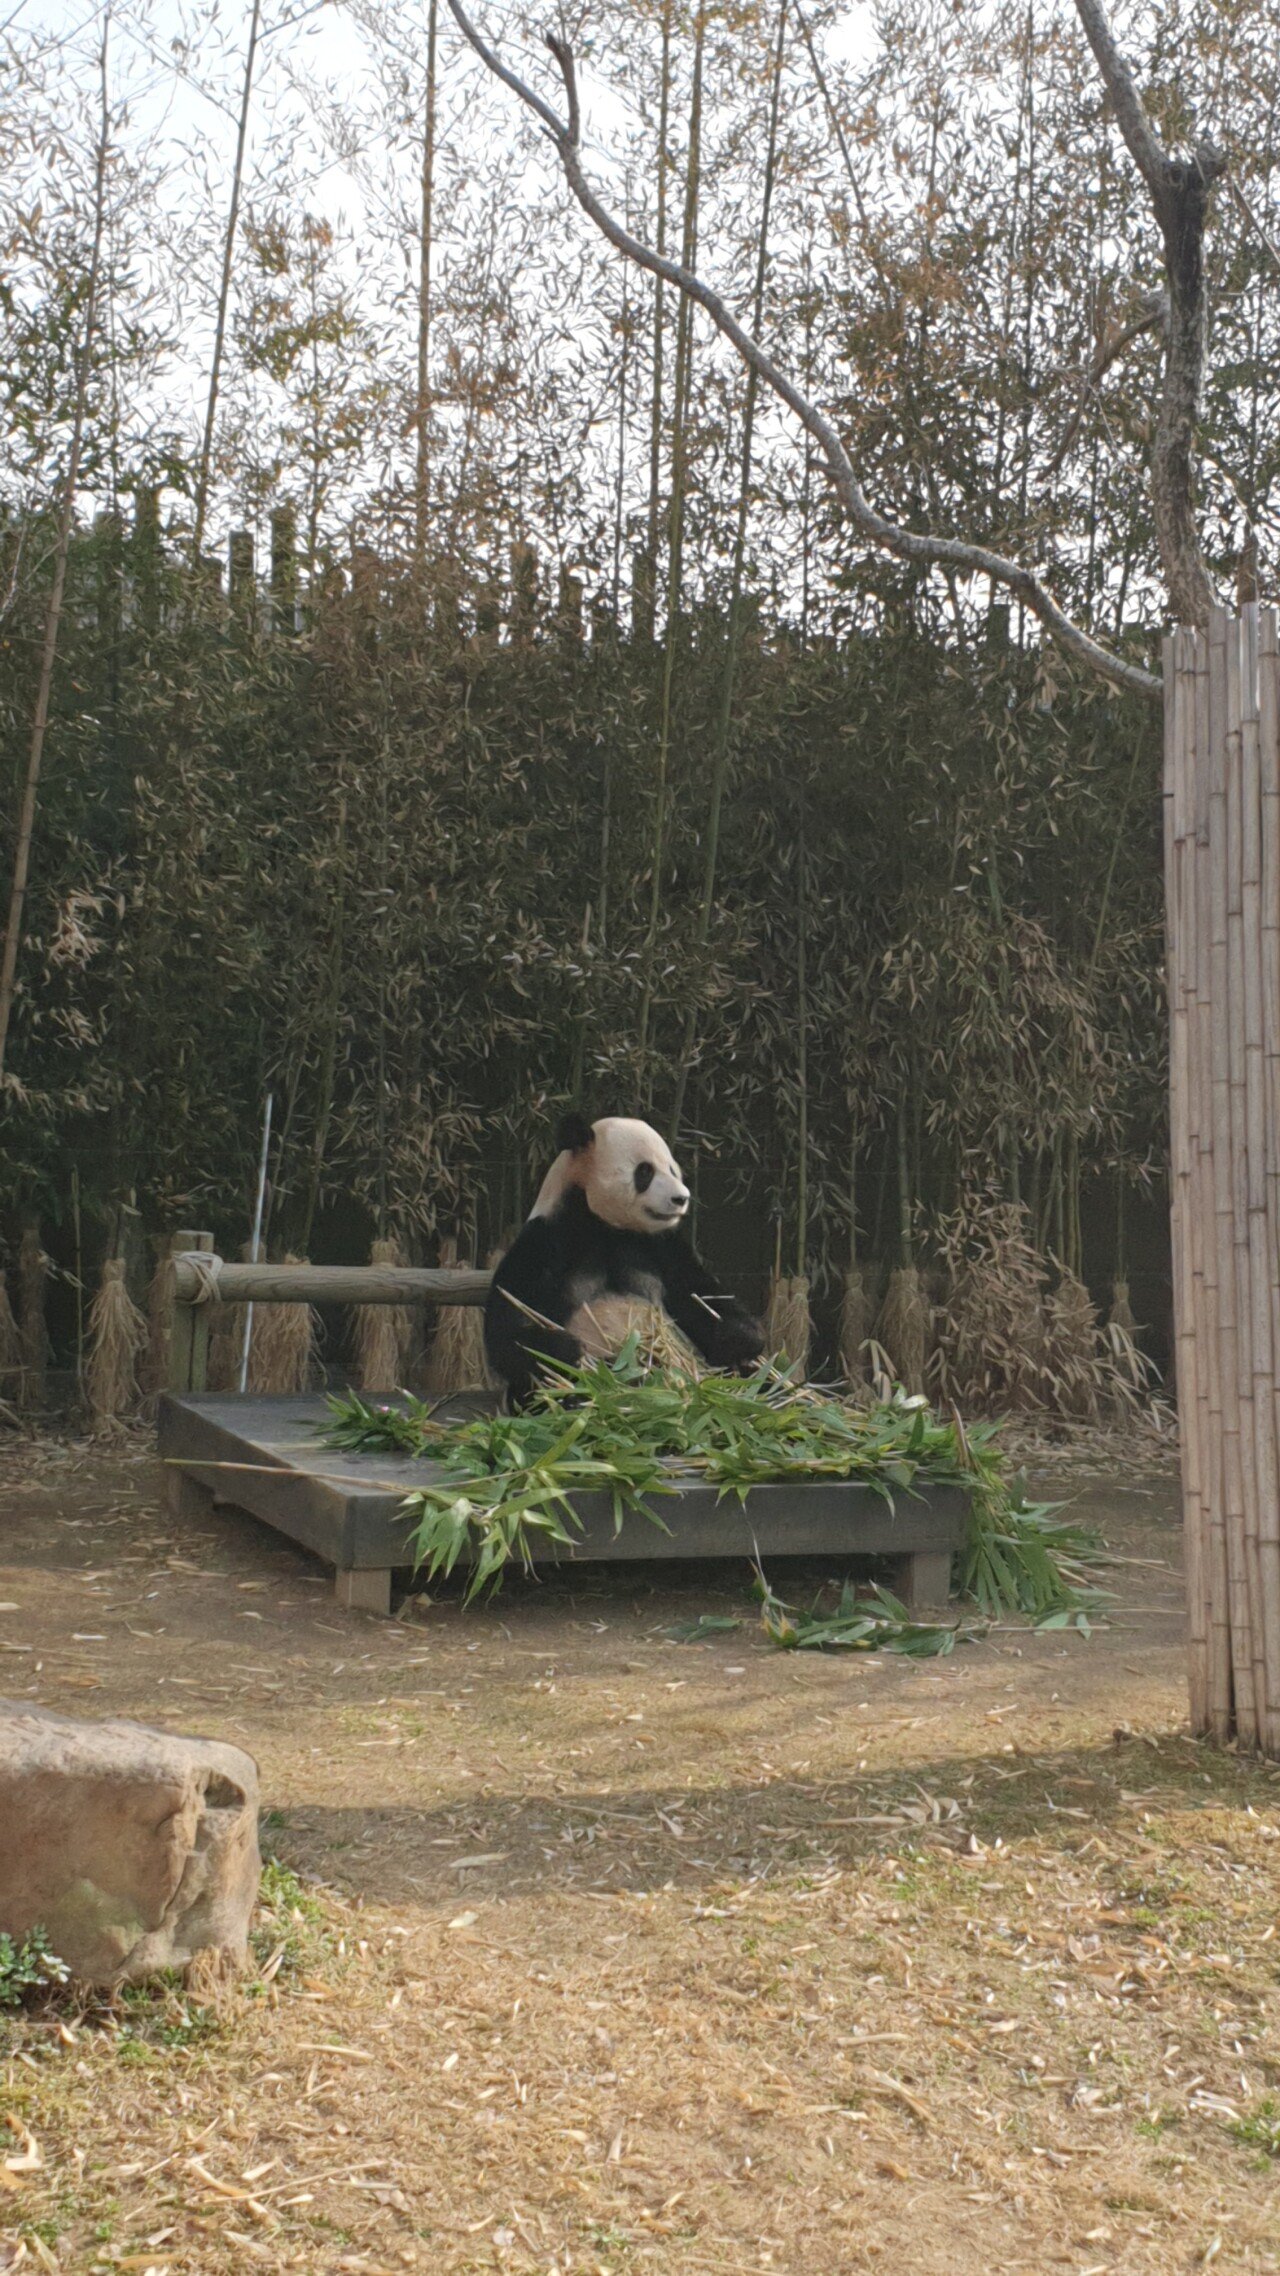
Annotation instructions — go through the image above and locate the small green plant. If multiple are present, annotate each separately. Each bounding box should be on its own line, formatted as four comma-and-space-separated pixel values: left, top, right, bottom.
1135, 2108, 1181, 2140
251, 1857, 331, 1976
0, 1926, 70, 2008
324, 1353, 1105, 1637
1231, 2098, 1280, 2160
116, 1974, 223, 2055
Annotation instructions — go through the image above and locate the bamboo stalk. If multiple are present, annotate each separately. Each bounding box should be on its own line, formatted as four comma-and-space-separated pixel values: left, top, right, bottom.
638, 14, 705, 1086
17, 1223, 48, 1415
1238, 604, 1280, 1749
1225, 611, 1266, 1738
414, 0, 439, 563
191, 0, 262, 564
1256, 607, 1280, 1748
300, 792, 348, 1252
644, 0, 673, 579
1165, 629, 1207, 1729
1192, 622, 1232, 1737
0, 26, 111, 1079
1207, 609, 1256, 1742
795, 782, 809, 1279
670, 0, 788, 1137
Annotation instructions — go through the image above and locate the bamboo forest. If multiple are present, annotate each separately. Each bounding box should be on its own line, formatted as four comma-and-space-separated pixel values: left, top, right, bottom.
2, 0, 1278, 1397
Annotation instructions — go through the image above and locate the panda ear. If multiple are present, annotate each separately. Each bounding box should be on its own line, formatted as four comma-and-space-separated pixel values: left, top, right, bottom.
556, 1111, 594, 1155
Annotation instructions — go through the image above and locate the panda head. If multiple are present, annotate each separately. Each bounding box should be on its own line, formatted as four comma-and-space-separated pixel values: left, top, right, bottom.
534, 1113, 691, 1234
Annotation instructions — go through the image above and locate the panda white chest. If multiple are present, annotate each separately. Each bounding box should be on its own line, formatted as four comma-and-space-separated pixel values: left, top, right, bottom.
565, 1265, 662, 1310
565, 1263, 666, 1358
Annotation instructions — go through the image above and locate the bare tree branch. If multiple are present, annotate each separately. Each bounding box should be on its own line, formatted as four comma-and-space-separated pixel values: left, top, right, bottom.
1073, 0, 1226, 627
446, 0, 1161, 700
1073, 0, 1169, 204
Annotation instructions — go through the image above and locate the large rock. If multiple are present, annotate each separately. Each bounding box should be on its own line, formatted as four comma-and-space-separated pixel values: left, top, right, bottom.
0, 1701, 260, 1986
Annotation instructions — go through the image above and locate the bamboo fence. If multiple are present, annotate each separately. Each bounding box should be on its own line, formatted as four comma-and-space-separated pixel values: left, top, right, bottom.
1165, 605, 1280, 1750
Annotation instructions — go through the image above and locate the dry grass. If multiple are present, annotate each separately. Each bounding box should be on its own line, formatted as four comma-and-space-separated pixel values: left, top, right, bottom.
1, 1436, 1277, 2275
931, 1202, 1160, 1425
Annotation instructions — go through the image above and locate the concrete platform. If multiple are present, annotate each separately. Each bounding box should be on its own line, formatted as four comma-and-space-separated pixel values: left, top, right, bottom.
156, 1392, 969, 1617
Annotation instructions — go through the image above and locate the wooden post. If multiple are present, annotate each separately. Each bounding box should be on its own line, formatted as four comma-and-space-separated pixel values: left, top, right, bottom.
167, 1229, 214, 1394
334, 1567, 393, 1615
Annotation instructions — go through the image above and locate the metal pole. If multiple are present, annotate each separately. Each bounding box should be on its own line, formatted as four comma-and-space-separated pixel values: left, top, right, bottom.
238, 1091, 273, 1394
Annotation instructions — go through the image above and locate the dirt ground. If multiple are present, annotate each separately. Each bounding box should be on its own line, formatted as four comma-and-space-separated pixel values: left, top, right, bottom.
3, 1428, 1280, 2276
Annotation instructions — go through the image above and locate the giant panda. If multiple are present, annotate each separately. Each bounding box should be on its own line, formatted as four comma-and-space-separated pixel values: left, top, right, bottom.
484, 1113, 765, 1407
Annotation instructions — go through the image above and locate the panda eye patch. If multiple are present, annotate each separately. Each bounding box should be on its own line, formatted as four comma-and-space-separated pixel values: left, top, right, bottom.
634, 1162, 656, 1194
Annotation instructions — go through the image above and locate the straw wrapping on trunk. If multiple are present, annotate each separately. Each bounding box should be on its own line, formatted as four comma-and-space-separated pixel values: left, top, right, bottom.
764, 1271, 812, 1380
838, 1264, 874, 1391
422, 1236, 489, 1393
874, 1264, 928, 1396
354, 1237, 411, 1392
245, 1253, 320, 1393
86, 1257, 148, 1431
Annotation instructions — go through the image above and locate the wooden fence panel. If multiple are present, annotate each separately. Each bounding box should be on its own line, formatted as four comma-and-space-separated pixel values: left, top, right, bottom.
1165, 606, 1280, 1748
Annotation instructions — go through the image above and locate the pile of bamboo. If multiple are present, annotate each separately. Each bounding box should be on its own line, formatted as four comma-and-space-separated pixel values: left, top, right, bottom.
1165, 606, 1280, 1751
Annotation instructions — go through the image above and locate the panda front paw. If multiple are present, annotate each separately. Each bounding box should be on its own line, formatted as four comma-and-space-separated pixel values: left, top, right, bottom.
704, 1312, 766, 1375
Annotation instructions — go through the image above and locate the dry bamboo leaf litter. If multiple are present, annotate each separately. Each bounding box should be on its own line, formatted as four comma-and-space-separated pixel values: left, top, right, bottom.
4, 1442, 1280, 2272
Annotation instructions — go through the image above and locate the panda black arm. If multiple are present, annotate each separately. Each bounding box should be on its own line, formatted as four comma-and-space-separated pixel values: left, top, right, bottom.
651, 1233, 765, 1372
483, 1218, 583, 1403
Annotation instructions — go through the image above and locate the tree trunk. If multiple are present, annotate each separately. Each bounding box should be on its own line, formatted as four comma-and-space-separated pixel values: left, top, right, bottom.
1072, 0, 1225, 628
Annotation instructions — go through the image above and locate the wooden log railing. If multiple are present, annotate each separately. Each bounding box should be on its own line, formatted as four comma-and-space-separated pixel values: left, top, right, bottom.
163, 1229, 492, 1394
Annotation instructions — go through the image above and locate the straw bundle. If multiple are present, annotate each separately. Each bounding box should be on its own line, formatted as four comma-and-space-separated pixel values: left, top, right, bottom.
874, 1264, 928, 1396
1041, 1265, 1103, 1422
86, 1257, 148, 1432
422, 1236, 489, 1394
354, 1237, 410, 1392
245, 1254, 319, 1393
764, 1273, 812, 1380
17, 1224, 48, 1412
838, 1264, 874, 1390
0, 1269, 22, 1405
